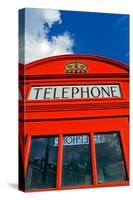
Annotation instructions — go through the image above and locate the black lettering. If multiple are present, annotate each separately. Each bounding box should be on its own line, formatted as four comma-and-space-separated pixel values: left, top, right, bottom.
55, 137, 59, 146
78, 136, 83, 144
94, 135, 98, 143
84, 135, 89, 144
81, 87, 90, 98
53, 88, 60, 99
33, 88, 43, 99
65, 136, 72, 145
72, 136, 77, 144
101, 86, 111, 97
72, 87, 80, 98
62, 87, 70, 98
91, 87, 101, 98
110, 86, 118, 97
44, 88, 52, 99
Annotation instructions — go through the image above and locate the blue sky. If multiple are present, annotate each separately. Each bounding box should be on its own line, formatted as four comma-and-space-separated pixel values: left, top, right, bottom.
19, 8, 129, 64
50, 11, 129, 64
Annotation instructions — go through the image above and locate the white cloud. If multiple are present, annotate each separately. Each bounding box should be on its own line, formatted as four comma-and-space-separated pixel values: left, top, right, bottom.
42, 9, 62, 29
19, 9, 74, 64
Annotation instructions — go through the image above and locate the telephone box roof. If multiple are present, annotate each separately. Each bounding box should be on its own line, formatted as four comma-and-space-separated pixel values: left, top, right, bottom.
19, 54, 129, 78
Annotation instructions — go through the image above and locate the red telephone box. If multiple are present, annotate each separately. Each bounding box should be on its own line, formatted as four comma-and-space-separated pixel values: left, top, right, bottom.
19, 54, 129, 192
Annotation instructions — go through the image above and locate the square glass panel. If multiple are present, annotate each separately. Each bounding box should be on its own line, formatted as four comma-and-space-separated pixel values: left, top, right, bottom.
61, 135, 92, 187
25, 136, 58, 189
94, 133, 127, 183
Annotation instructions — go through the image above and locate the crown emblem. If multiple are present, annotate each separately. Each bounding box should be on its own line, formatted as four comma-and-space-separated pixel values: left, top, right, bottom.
65, 61, 88, 73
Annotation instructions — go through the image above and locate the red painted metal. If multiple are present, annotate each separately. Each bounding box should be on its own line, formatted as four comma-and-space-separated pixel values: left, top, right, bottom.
90, 132, 97, 186
24, 135, 31, 177
19, 54, 129, 192
56, 134, 63, 189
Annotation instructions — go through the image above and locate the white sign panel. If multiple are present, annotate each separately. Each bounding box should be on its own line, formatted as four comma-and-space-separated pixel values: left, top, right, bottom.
28, 84, 121, 100
54, 135, 105, 146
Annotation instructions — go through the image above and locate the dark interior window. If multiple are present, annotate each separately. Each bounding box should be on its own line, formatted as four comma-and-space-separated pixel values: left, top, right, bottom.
62, 135, 92, 187
25, 136, 58, 189
94, 133, 127, 183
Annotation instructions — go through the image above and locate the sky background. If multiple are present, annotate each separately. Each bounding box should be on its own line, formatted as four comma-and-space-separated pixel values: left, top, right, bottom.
19, 8, 129, 64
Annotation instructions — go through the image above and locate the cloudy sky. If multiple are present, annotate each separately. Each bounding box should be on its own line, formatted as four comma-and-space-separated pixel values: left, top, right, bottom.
19, 8, 129, 64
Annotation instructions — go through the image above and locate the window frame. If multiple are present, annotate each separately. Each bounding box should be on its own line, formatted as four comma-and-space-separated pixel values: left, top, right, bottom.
94, 131, 128, 184
25, 135, 60, 189
24, 130, 128, 191
61, 133, 93, 187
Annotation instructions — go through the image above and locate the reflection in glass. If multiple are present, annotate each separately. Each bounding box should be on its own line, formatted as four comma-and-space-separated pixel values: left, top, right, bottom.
25, 136, 58, 189
95, 133, 127, 183
62, 135, 92, 187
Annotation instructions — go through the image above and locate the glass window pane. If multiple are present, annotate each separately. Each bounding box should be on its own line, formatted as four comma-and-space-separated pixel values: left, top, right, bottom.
95, 133, 127, 183
25, 136, 58, 189
62, 135, 92, 187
